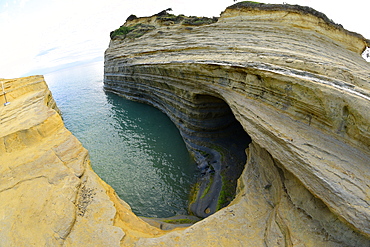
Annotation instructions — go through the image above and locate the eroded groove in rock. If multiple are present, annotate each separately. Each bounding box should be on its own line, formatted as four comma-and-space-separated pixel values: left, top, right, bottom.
2, 2, 370, 247
0, 76, 128, 246
105, 3, 370, 245
105, 66, 252, 217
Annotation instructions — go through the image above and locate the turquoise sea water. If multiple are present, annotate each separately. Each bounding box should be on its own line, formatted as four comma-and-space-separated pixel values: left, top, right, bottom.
45, 62, 197, 218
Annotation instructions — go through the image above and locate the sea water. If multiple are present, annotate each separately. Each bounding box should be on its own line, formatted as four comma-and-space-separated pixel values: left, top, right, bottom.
45, 61, 197, 218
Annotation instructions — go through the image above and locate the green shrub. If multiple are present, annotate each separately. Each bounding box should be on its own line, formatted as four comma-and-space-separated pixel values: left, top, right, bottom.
183, 17, 218, 26
157, 14, 185, 24
110, 26, 135, 39
110, 24, 156, 39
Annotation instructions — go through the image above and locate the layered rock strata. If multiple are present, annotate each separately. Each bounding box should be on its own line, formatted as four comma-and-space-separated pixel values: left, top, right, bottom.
0, 76, 165, 246
104, 2, 370, 246
2, 2, 370, 247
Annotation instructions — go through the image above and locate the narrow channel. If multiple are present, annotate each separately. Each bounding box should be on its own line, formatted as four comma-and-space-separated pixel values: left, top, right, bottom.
45, 61, 197, 218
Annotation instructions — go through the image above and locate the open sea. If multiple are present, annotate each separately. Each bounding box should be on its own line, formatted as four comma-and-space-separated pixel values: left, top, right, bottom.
45, 61, 197, 218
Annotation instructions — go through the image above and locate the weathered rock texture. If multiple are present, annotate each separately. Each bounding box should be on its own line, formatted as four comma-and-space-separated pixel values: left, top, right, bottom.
2, 2, 370, 247
104, 2, 370, 246
0, 76, 165, 246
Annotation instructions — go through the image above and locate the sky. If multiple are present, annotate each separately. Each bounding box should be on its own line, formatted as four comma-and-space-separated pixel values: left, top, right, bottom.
0, 0, 369, 78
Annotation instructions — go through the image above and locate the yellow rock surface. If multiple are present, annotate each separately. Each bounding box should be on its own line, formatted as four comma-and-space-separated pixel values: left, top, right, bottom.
1, 3, 370, 247
104, 3, 370, 246
0, 76, 162, 246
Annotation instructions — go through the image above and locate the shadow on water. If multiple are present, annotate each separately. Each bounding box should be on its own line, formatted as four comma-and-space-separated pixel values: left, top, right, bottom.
103, 91, 198, 217
101, 93, 196, 217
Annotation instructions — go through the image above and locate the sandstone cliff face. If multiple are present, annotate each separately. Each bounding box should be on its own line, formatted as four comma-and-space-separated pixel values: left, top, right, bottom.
2, 3, 370, 247
0, 76, 166, 246
104, 3, 370, 246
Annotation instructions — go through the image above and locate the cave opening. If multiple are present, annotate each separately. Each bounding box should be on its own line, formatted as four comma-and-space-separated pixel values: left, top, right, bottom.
182, 93, 252, 218
105, 64, 252, 219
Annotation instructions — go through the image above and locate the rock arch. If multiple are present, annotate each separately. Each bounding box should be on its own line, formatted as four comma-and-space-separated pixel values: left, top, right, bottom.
105, 67, 252, 217
104, 3, 370, 244
177, 93, 252, 217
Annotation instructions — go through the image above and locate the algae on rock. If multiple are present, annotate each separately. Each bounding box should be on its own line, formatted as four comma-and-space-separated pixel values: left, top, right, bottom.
1, 2, 370, 247
105, 2, 370, 246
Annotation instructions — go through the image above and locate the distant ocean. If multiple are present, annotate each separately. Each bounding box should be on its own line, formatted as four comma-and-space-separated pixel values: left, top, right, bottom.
45, 62, 197, 218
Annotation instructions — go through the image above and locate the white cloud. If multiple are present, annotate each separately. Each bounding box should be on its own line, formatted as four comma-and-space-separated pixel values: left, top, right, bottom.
19, 0, 30, 7
0, 0, 368, 78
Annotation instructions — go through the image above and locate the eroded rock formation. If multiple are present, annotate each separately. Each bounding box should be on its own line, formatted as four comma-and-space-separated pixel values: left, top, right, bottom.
0, 76, 165, 246
104, 2, 370, 246
1, 2, 370, 246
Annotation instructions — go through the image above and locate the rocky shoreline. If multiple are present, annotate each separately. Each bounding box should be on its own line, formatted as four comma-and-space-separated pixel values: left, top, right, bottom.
104, 72, 252, 217
104, 2, 370, 245
1, 2, 370, 246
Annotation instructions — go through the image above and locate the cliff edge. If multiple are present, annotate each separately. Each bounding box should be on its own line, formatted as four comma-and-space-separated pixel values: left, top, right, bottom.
0, 76, 164, 246
104, 2, 370, 246
1, 2, 369, 247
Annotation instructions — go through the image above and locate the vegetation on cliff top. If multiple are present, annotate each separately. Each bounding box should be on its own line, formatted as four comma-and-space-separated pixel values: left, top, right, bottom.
110, 23, 156, 39
110, 9, 218, 40
154, 9, 218, 26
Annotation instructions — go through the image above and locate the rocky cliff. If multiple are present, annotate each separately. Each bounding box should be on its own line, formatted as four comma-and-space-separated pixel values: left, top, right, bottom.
0, 76, 166, 246
104, 2, 370, 246
1, 2, 370, 247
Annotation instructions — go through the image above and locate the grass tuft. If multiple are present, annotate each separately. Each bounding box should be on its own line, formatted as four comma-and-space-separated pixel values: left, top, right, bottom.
110, 24, 155, 39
